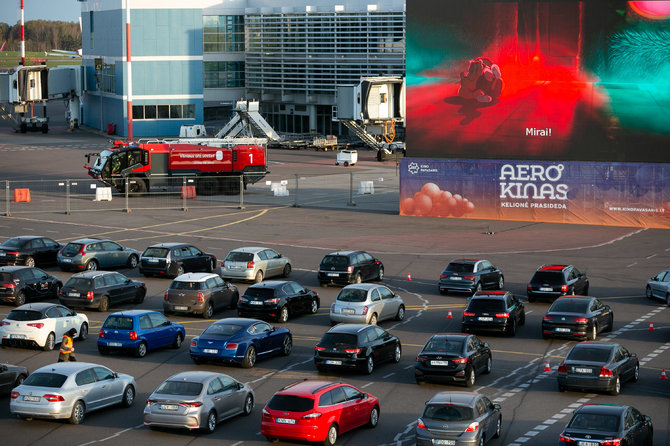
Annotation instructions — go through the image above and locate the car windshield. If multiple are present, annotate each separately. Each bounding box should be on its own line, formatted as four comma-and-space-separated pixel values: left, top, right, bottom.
567, 347, 612, 362
445, 263, 474, 273
7, 310, 42, 321
424, 338, 464, 354
226, 252, 254, 262
267, 395, 314, 412
550, 300, 590, 313
2, 238, 23, 248
23, 372, 67, 388
319, 332, 358, 348
61, 243, 83, 256
532, 271, 564, 283
321, 256, 349, 269
568, 413, 620, 431
244, 288, 275, 298
202, 323, 243, 337
337, 288, 367, 302
103, 316, 134, 330
170, 281, 205, 290
143, 247, 169, 257
155, 380, 203, 396
466, 299, 505, 312
423, 404, 474, 421
64, 278, 93, 289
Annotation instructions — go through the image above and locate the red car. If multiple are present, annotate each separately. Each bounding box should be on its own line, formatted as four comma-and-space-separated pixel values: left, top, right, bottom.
261, 380, 380, 446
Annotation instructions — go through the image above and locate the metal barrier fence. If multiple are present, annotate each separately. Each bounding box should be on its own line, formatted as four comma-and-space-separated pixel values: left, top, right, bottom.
3, 171, 399, 215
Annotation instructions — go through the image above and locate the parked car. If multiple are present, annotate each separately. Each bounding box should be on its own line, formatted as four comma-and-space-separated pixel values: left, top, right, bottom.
164, 272, 239, 318
139, 243, 217, 278
59, 271, 146, 312
527, 264, 589, 302
0, 236, 61, 267
314, 323, 401, 375
559, 404, 652, 446
190, 318, 292, 367
237, 280, 319, 323
57, 238, 139, 272
0, 363, 29, 395
10, 362, 136, 424
415, 391, 502, 446
261, 380, 379, 446
144, 371, 254, 433
557, 341, 639, 395
646, 269, 670, 304
462, 291, 525, 336
329, 283, 405, 325
415, 333, 492, 387
542, 296, 613, 340
220, 247, 291, 283
97, 310, 185, 358
317, 250, 384, 286
0, 266, 63, 306
0, 303, 88, 351
438, 259, 504, 295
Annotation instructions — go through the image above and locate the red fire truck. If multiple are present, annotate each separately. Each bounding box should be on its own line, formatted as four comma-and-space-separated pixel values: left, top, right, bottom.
85, 138, 268, 195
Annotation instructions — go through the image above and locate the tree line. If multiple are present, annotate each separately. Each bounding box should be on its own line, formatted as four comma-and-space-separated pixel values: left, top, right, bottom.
0, 20, 81, 52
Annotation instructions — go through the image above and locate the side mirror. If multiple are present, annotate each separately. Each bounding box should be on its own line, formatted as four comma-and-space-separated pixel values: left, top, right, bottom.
0, 365, 7, 372
483, 342, 490, 349
113, 372, 119, 379
494, 404, 501, 411
644, 415, 652, 424
237, 382, 244, 390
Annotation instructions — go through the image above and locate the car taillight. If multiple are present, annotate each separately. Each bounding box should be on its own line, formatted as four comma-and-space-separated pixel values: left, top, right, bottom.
417, 419, 426, 430
495, 313, 509, 318
527, 283, 532, 290
573, 318, 588, 324
190, 339, 197, 347
264, 298, 280, 304
246, 261, 255, 269
129, 331, 138, 340
146, 399, 156, 405
543, 315, 553, 321
262, 408, 271, 420
440, 274, 448, 279
181, 402, 203, 407
225, 343, 238, 350
558, 363, 567, 373
27, 323, 44, 329
86, 291, 94, 300
559, 433, 577, 444
164, 291, 168, 301
98, 330, 104, 338
600, 439, 621, 446
302, 412, 322, 419
197, 292, 205, 303
561, 284, 569, 292
463, 275, 475, 281
1, 284, 15, 289
361, 306, 368, 315
463, 312, 475, 317
347, 266, 353, 274
464, 421, 479, 432
1, 321, 10, 326
416, 355, 428, 363
58, 288, 64, 297
10, 392, 19, 399
315, 346, 326, 351
345, 348, 361, 354
452, 358, 468, 364
599, 366, 613, 377
43, 394, 65, 402
7, 251, 19, 256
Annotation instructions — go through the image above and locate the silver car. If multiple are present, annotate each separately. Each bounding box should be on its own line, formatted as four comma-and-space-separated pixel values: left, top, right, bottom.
143, 371, 254, 433
646, 269, 670, 304
330, 283, 405, 325
220, 247, 291, 283
10, 362, 136, 424
58, 238, 139, 272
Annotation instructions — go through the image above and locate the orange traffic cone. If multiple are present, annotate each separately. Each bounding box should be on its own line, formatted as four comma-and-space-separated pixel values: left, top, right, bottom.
648, 321, 655, 331
447, 310, 453, 319
661, 369, 668, 380
544, 361, 551, 372
406, 273, 412, 281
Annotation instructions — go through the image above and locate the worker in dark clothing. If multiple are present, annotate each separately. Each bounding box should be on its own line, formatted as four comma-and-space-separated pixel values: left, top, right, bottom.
58, 328, 78, 362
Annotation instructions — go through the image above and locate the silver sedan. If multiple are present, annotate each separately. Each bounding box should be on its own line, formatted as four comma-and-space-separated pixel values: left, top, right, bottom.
330, 283, 405, 325
10, 362, 136, 424
143, 371, 254, 433
220, 247, 291, 283
646, 269, 670, 304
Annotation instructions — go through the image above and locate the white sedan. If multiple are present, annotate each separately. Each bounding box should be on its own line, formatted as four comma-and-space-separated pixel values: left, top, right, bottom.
0, 302, 89, 350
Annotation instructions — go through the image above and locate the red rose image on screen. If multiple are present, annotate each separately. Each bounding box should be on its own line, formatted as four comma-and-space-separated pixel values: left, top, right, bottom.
400, 183, 476, 217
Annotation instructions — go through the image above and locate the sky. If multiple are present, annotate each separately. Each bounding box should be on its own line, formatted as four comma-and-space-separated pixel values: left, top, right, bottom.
1, 0, 81, 25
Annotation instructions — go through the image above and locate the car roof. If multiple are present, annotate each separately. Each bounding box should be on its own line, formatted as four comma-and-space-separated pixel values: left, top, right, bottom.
248, 280, 292, 289
277, 380, 339, 396
573, 341, 619, 349
554, 296, 594, 302
0, 266, 32, 273
341, 283, 382, 291
145, 243, 191, 249
472, 291, 509, 300
66, 238, 105, 244
13, 302, 58, 312
327, 323, 370, 334
431, 333, 469, 341
575, 404, 627, 415
33, 362, 109, 375
71, 271, 116, 279
106, 310, 160, 318
428, 391, 480, 405
173, 272, 219, 282
449, 259, 482, 264
324, 251, 359, 257
537, 264, 570, 271
2, 236, 43, 242
163, 371, 229, 384
213, 317, 263, 327
228, 247, 270, 254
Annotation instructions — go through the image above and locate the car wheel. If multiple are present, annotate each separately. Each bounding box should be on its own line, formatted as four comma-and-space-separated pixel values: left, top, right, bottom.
393, 344, 401, 363
465, 367, 476, 387
127, 254, 138, 269
69, 400, 85, 425
229, 292, 239, 309
558, 383, 566, 392
368, 406, 380, 428
98, 346, 109, 355
242, 346, 257, 368
484, 356, 492, 374
610, 376, 621, 395
281, 335, 292, 356
24, 256, 35, 267
15, 374, 27, 387
175, 265, 185, 278
133, 288, 145, 304
254, 270, 264, 283
277, 306, 289, 323
473, 282, 482, 295
377, 267, 384, 281
632, 364, 640, 382
353, 272, 362, 284
121, 385, 135, 407
415, 376, 424, 385
493, 415, 502, 438
98, 296, 109, 312
528, 294, 536, 303
646, 286, 653, 299
666, 293, 670, 307
310, 298, 319, 314
78, 323, 88, 341
588, 324, 597, 341
243, 393, 254, 416
507, 318, 517, 337
53, 284, 61, 299
86, 259, 98, 271
365, 356, 375, 375
519, 311, 526, 326
43, 332, 55, 351
605, 314, 614, 332
323, 423, 338, 446
439, 288, 447, 295
320, 282, 328, 288
135, 341, 147, 358
14, 291, 26, 306
172, 332, 183, 349
208, 259, 215, 273
202, 301, 213, 319
369, 313, 378, 325
282, 263, 292, 278
395, 305, 405, 321
498, 275, 504, 289
204, 410, 217, 433
478, 433, 485, 446
583, 284, 589, 295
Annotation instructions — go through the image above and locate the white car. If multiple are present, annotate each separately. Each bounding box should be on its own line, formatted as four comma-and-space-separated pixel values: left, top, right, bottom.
220, 247, 291, 283
330, 283, 405, 325
0, 302, 89, 351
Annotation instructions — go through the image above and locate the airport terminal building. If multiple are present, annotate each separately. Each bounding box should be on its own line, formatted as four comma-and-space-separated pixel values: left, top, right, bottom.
79, 0, 405, 137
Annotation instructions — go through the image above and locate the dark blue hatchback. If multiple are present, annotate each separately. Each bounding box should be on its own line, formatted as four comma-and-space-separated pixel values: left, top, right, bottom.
97, 310, 185, 358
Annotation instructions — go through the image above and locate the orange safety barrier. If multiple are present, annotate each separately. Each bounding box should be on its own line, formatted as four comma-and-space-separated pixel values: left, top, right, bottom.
13, 188, 31, 203
180, 186, 197, 199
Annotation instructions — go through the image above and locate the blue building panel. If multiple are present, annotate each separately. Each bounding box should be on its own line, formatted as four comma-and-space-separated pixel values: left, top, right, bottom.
132, 9, 202, 57
131, 61, 202, 96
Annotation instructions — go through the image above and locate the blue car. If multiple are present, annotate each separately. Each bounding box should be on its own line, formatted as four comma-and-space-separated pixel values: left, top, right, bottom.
97, 310, 185, 358
190, 317, 292, 368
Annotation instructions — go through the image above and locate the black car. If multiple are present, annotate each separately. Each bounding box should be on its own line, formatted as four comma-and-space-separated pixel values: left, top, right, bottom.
415, 333, 492, 387
0, 363, 29, 395
59, 271, 146, 312
0, 236, 61, 267
317, 250, 384, 286
139, 243, 217, 278
527, 264, 589, 302
542, 296, 613, 340
557, 341, 639, 395
314, 324, 401, 374
237, 280, 319, 323
0, 266, 63, 306
462, 291, 525, 336
559, 404, 652, 446
438, 259, 504, 295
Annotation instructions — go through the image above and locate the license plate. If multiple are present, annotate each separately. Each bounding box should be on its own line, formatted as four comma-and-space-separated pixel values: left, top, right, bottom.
450, 277, 462, 281
578, 442, 598, 446
148, 259, 159, 263
108, 342, 122, 347
327, 273, 339, 277
23, 395, 40, 402
540, 287, 553, 291
69, 292, 80, 297
478, 317, 493, 321
62, 258, 72, 263
574, 367, 592, 374
326, 360, 342, 365
174, 306, 188, 311
160, 404, 179, 411
229, 266, 242, 270
276, 418, 296, 424
555, 327, 571, 333
0, 251, 4, 256
432, 440, 456, 446
430, 360, 449, 366
10, 334, 26, 339
343, 308, 355, 314
204, 349, 218, 354
250, 301, 263, 305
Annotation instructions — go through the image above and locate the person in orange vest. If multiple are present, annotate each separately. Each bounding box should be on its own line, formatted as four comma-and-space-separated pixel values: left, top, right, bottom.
58, 328, 78, 362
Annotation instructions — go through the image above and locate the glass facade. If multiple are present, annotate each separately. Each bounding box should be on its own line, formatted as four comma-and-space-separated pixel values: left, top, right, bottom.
204, 61, 245, 88
132, 104, 195, 120
203, 15, 245, 52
